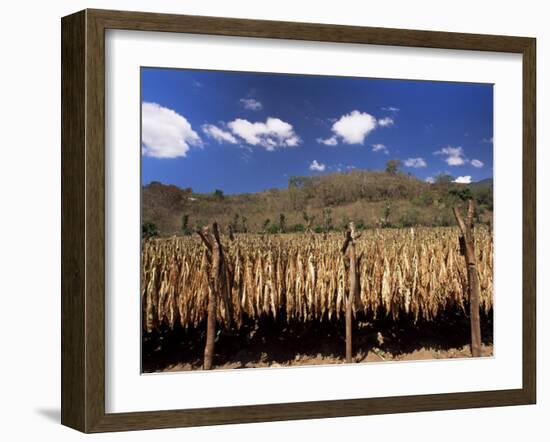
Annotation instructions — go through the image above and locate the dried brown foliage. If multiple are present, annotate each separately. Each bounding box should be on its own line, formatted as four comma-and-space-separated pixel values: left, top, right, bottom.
142, 227, 493, 333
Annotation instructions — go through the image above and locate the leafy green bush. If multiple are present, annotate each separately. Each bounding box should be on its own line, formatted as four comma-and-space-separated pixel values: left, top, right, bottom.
267, 224, 280, 234
355, 219, 367, 230
142, 222, 159, 239
290, 223, 305, 232
449, 187, 473, 202
181, 214, 192, 236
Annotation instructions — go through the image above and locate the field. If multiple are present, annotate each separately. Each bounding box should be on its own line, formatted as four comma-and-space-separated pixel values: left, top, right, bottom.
141, 226, 493, 371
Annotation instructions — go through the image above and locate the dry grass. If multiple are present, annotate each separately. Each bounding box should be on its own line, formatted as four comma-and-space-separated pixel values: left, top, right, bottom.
142, 226, 493, 333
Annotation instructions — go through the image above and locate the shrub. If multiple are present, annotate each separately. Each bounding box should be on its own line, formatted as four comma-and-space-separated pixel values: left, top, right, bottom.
290, 223, 305, 233
355, 219, 367, 230
142, 222, 159, 239
267, 224, 280, 234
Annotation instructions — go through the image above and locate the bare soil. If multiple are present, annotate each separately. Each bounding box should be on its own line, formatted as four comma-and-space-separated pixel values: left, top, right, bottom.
142, 308, 493, 373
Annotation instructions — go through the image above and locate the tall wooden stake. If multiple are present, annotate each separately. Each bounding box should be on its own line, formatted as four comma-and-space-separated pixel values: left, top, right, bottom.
198, 223, 223, 370
453, 200, 482, 357
341, 222, 360, 363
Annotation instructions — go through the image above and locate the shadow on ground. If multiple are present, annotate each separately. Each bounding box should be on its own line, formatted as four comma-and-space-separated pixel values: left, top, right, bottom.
142, 307, 493, 372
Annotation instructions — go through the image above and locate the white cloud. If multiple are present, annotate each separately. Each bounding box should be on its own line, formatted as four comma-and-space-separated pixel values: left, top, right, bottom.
317, 136, 338, 146
285, 136, 300, 147
382, 106, 399, 113
227, 117, 300, 151
331, 110, 378, 144
404, 157, 427, 168
434, 146, 466, 166
378, 117, 394, 127
141, 102, 201, 158
309, 160, 326, 172
471, 159, 484, 168
239, 98, 263, 111
371, 143, 388, 154
202, 124, 238, 144
482, 137, 493, 144
453, 175, 472, 184
425, 177, 435, 184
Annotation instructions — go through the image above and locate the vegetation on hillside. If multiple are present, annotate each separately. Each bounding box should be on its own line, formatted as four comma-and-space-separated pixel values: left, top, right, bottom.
142, 164, 493, 237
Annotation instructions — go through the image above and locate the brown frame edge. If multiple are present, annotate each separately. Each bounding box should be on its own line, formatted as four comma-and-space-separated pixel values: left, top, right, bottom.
61, 8, 536, 433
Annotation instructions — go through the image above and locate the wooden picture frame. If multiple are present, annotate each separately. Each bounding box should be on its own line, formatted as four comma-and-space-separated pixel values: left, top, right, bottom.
61, 8, 536, 433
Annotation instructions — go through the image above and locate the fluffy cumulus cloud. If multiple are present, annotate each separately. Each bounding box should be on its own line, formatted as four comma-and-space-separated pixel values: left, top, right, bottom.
227, 117, 300, 151
453, 175, 472, 184
317, 136, 338, 146
239, 98, 263, 111
202, 124, 238, 144
317, 110, 396, 146
309, 160, 326, 172
378, 117, 394, 127
471, 159, 484, 168
371, 143, 388, 154
425, 176, 435, 184
142, 102, 201, 158
403, 157, 427, 168
434, 146, 466, 166
331, 110, 378, 144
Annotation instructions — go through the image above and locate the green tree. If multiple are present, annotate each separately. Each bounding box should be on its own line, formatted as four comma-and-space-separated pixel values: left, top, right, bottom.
449, 187, 473, 202
213, 189, 224, 200
473, 187, 493, 210
142, 222, 159, 239
279, 213, 286, 233
181, 214, 192, 235
385, 159, 401, 176
434, 173, 454, 185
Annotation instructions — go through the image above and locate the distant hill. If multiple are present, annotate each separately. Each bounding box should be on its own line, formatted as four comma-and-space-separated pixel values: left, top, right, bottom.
142, 171, 493, 235
469, 178, 493, 189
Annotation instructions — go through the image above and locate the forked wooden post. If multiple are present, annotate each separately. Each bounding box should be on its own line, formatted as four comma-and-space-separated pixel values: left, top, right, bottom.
453, 200, 482, 358
197, 223, 223, 370
341, 222, 360, 363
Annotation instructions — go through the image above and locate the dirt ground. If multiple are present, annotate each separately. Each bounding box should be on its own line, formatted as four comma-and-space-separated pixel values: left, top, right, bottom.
142, 309, 493, 373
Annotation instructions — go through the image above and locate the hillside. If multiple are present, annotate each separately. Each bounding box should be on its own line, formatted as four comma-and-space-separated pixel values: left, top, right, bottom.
142, 170, 493, 236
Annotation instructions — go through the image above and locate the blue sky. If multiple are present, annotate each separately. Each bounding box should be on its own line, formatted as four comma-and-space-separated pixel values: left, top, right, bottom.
141, 67, 493, 194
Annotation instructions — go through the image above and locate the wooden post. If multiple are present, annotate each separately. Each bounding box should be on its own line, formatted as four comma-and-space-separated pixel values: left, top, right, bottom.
198, 223, 223, 370
341, 222, 360, 363
453, 200, 482, 357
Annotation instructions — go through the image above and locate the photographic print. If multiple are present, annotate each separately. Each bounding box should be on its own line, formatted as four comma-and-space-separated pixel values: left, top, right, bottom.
140, 68, 494, 373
